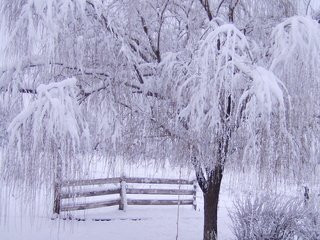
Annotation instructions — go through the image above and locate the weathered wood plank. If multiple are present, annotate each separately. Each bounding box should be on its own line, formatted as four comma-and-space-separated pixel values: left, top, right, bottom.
126, 188, 193, 195
60, 188, 120, 199
61, 177, 193, 187
119, 180, 127, 211
125, 177, 193, 185
56, 177, 197, 213
53, 182, 62, 214
62, 177, 121, 187
127, 199, 193, 205
61, 199, 120, 211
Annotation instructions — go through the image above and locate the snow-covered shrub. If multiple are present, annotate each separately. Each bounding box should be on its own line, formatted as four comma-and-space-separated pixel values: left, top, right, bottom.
298, 198, 320, 240
230, 194, 320, 240
313, 10, 320, 23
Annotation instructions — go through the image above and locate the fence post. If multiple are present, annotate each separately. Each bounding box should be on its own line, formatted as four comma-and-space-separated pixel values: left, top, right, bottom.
192, 180, 197, 211
53, 182, 61, 215
119, 177, 127, 211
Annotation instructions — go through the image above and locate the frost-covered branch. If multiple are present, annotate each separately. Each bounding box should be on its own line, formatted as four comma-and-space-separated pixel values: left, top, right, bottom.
4, 77, 88, 189
177, 22, 288, 178
270, 16, 320, 72
269, 16, 320, 175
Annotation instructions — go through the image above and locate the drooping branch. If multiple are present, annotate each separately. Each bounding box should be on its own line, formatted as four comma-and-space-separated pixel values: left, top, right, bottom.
5, 77, 87, 189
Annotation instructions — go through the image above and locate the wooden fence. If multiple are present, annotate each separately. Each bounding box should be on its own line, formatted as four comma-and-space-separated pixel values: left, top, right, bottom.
53, 177, 197, 214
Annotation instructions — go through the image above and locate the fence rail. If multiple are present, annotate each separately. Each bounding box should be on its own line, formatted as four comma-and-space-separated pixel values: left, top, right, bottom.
54, 177, 197, 214
61, 199, 120, 211
60, 189, 121, 199
127, 199, 194, 206
62, 177, 121, 187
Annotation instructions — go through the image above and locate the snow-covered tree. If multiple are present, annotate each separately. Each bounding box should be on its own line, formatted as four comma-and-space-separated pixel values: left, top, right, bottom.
269, 16, 320, 181
0, 1, 319, 240
169, 20, 289, 239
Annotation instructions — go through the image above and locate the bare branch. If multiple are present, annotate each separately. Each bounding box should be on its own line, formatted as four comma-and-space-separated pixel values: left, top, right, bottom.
138, 11, 159, 62
215, 0, 227, 17
199, 0, 213, 21
305, 0, 312, 15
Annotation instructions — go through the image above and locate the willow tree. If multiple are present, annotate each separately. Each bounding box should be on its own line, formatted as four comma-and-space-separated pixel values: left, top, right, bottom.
0, 1, 319, 240
269, 16, 320, 181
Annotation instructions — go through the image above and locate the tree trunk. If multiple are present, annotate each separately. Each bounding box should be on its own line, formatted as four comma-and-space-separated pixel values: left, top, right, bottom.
203, 165, 223, 240
192, 140, 226, 240
53, 152, 62, 215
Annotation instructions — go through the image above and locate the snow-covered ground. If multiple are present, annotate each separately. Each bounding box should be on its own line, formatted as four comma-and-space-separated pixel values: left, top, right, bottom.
0, 158, 309, 240
0, 193, 234, 240
0, 160, 236, 240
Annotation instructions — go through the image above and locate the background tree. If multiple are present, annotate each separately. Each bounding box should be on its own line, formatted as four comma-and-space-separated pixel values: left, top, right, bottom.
269, 16, 320, 182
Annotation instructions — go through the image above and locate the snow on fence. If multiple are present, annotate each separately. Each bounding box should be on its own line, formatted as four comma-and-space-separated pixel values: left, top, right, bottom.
53, 177, 197, 214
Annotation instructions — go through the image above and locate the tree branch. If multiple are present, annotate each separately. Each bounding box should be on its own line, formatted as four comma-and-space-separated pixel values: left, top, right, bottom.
138, 14, 158, 62
305, 0, 312, 15
199, 0, 213, 21
19, 88, 37, 94
77, 85, 110, 104
228, 0, 240, 23
133, 65, 145, 84
215, 0, 227, 17
191, 147, 208, 192
124, 82, 165, 100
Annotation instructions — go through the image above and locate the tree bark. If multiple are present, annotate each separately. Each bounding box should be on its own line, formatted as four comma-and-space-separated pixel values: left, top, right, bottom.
192, 138, 227, 240
202, 164, 223, 240
53, 149, 63, 215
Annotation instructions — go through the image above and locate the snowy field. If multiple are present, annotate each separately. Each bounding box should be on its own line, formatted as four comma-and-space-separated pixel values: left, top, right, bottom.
0, 197, 233, 240
0, 160, 236, 240
0, 158, 311, 240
